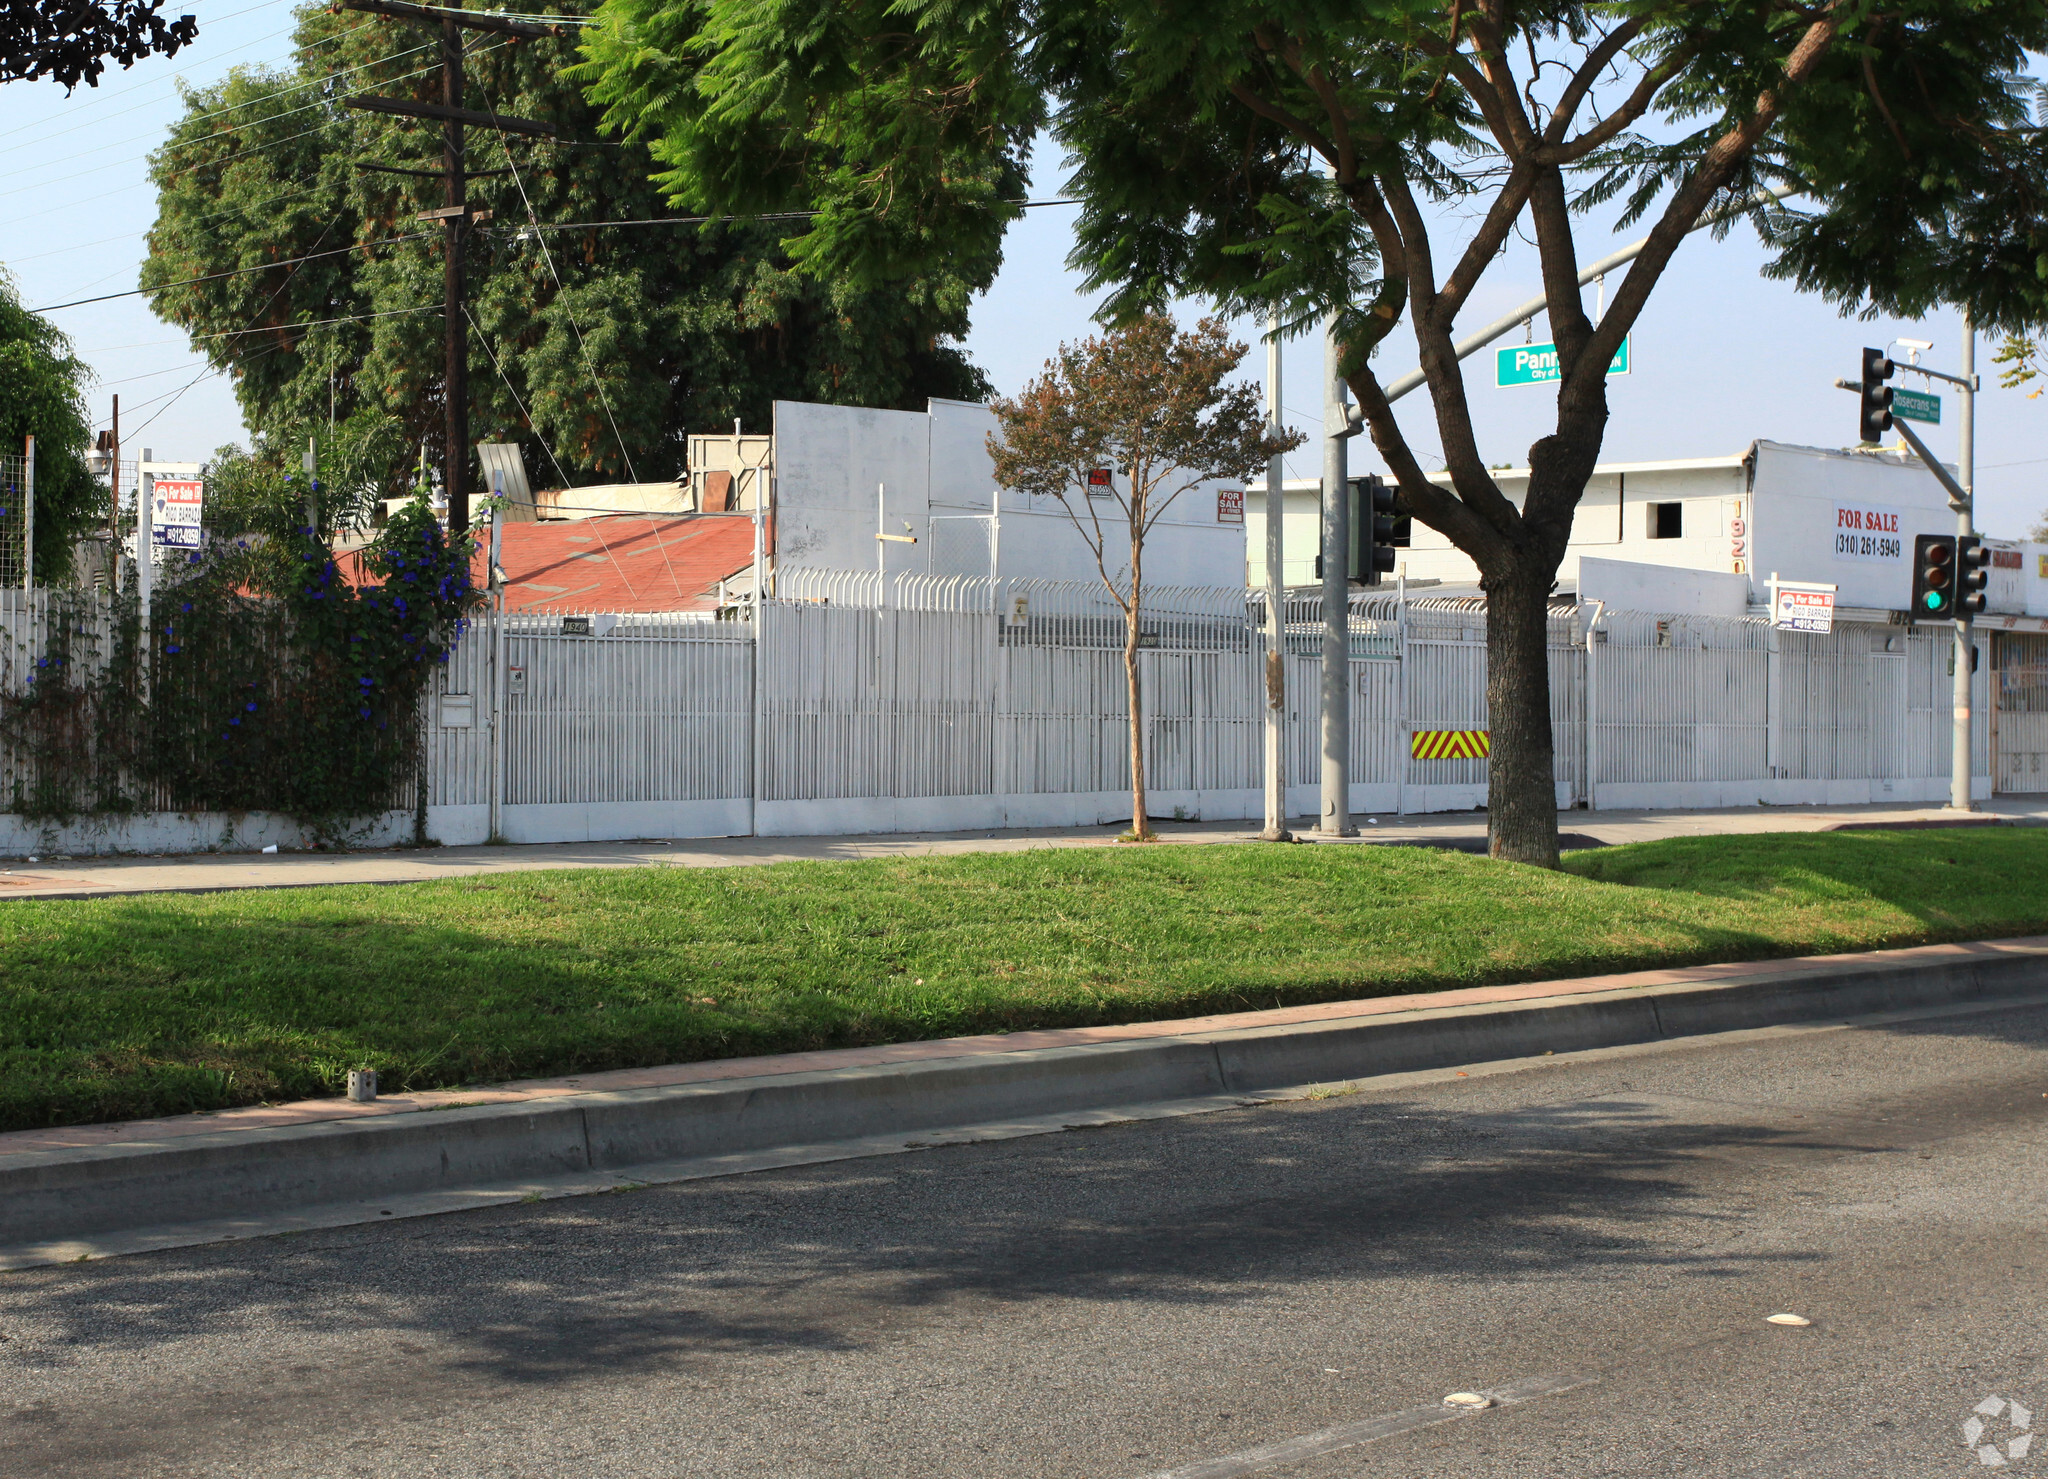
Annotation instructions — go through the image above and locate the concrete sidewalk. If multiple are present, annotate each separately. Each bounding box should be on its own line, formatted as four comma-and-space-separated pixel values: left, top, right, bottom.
0, 796, 2040, 902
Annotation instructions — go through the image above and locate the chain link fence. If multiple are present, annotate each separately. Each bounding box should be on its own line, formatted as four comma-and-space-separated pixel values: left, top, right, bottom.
0, 451, 29, 590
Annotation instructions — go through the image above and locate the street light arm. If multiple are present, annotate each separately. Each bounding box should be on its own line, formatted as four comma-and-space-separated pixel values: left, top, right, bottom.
1382, 184, 1801, 403
1835, 379, 1971, 512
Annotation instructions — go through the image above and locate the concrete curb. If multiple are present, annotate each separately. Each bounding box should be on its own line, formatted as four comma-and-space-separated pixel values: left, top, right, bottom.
4, 939, 2045, 1268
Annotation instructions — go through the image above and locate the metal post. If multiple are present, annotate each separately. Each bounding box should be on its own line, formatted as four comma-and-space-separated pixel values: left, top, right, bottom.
488, 489, 505, 844
1395, 565, 1409, 816
1952, 315, 1976, 811
1583, 600, 1603, 811
1318, 315, 1353, 836
303, 436, 318, 533
138, 447, 154, 690
108, 395, 119, 536
139, 447, 154, 602
22, 434, 33, 595
108, 394, 121, 592
1260, 307, 1290, 840
442, 14, 470, 536
748, 476, 764, 838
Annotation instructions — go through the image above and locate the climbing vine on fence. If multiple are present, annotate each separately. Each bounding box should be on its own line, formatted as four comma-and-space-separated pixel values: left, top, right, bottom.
0, 492, 481, 831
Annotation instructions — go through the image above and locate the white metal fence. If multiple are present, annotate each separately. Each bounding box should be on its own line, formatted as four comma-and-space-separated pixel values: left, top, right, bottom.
415, 572, 1991, 844
0, 571, 2003, 849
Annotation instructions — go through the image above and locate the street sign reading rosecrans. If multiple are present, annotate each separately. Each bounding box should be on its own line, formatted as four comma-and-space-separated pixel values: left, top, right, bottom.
1495, 337, 1631, 387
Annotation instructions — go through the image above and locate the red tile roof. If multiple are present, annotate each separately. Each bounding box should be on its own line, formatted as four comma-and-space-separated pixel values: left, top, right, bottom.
485, 516, 754, 613
479, 515, 755, 613
337, 514, 755, 613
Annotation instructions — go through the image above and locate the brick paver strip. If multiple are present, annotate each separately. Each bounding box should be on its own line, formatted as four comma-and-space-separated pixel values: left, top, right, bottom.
4, 935, 2038, 1161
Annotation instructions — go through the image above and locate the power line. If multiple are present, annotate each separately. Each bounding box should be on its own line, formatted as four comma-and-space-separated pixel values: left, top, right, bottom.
482, 81, 639, 484
0, 24, 421, 163
0, 36, 513, 209
32, 230, 435, 313
0, 0, 310, 145
504, 198, 1082, 237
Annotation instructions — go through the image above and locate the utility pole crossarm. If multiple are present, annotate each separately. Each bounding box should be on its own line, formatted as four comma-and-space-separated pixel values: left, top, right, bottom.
344, 96, 558, 137
329, 0, 568, 39
359, 162, 513, 178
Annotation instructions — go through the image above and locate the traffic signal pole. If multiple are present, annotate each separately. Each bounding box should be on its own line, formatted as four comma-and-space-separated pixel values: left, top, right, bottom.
1953, 318, 1976, 812
1318, 315, 1355, 838
1260, 309, 1290, 842
1840, 329, 1980, 812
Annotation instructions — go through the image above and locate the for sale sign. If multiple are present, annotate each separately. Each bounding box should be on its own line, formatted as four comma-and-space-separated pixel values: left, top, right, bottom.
1832, 500, 1903, 564
151, 477, 203, 549
1773, 587, 1836, 634
1216, 488, 1244, 524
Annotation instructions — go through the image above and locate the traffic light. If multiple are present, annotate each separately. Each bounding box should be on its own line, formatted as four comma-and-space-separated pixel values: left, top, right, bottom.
1956, 535, 1991, 615
1859, 347, 1895, 444
1910, 533, 1956, 618
1319, 477, 1410, 582
1354, 474, 1400, 586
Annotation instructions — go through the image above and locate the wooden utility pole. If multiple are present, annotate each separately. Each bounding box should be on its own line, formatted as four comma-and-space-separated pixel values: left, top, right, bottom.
335, 0, 564, 535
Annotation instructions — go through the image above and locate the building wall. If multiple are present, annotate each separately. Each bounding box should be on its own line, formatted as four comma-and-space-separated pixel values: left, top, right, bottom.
770, 400, 932, 580
1251, 441, 2026, 614
1745, 442, 1966, 610
769, 397, 1248, 591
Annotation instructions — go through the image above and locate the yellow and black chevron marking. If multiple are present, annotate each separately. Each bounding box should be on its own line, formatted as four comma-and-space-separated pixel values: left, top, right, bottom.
1410, 729, 1490, 760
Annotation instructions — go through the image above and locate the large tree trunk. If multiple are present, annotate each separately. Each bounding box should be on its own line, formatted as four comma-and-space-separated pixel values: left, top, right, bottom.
1483, 560, 1559, 866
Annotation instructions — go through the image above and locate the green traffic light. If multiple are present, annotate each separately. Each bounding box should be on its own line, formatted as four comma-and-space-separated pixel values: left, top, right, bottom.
1924, 591, 1946, 611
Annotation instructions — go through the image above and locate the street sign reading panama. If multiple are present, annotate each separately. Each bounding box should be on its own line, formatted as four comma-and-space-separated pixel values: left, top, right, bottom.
1495, 337, 1631, 387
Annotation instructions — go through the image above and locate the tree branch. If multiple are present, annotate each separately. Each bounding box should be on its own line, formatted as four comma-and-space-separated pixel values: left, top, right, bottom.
1539, 18, 1646, 145
1434, 159, 1538, 323
1567, 5, 1848, 406
1350, 364, 1513, 564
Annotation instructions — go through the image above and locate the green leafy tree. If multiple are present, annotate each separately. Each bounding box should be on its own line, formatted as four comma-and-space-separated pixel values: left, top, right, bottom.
201, 411, 409, 542
2, 0, 195, 90
141, 3, 997, 502
580, 0, 2048, 865
988, 314, 1293, 840
0, 268, 102, 581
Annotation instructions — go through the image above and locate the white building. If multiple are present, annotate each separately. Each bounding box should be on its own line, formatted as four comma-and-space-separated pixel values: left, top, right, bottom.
686, 397, 1249, 593
1250, 440, 2048, 627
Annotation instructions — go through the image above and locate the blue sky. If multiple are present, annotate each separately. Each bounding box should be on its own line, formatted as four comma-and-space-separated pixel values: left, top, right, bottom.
4, 0, 2042, 535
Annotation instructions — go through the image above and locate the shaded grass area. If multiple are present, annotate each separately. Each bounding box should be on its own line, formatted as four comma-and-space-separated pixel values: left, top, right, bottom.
2, 829, 2046, 1131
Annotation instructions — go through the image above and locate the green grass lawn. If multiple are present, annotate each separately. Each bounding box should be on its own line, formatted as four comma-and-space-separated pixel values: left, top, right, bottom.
2, 828, 2045, 1131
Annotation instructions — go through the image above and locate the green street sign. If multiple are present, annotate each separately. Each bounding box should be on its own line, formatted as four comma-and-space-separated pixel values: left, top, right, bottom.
1894, 386, 1940, 425
1495, 336, 1631, 387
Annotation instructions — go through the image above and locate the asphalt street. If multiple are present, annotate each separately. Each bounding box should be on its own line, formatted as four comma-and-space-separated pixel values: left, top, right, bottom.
2, 1001, 2045, 1479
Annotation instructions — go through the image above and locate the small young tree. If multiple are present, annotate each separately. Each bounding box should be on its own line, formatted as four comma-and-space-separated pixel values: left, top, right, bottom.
0, 268, 103, 581
988, 314, 1298, 840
